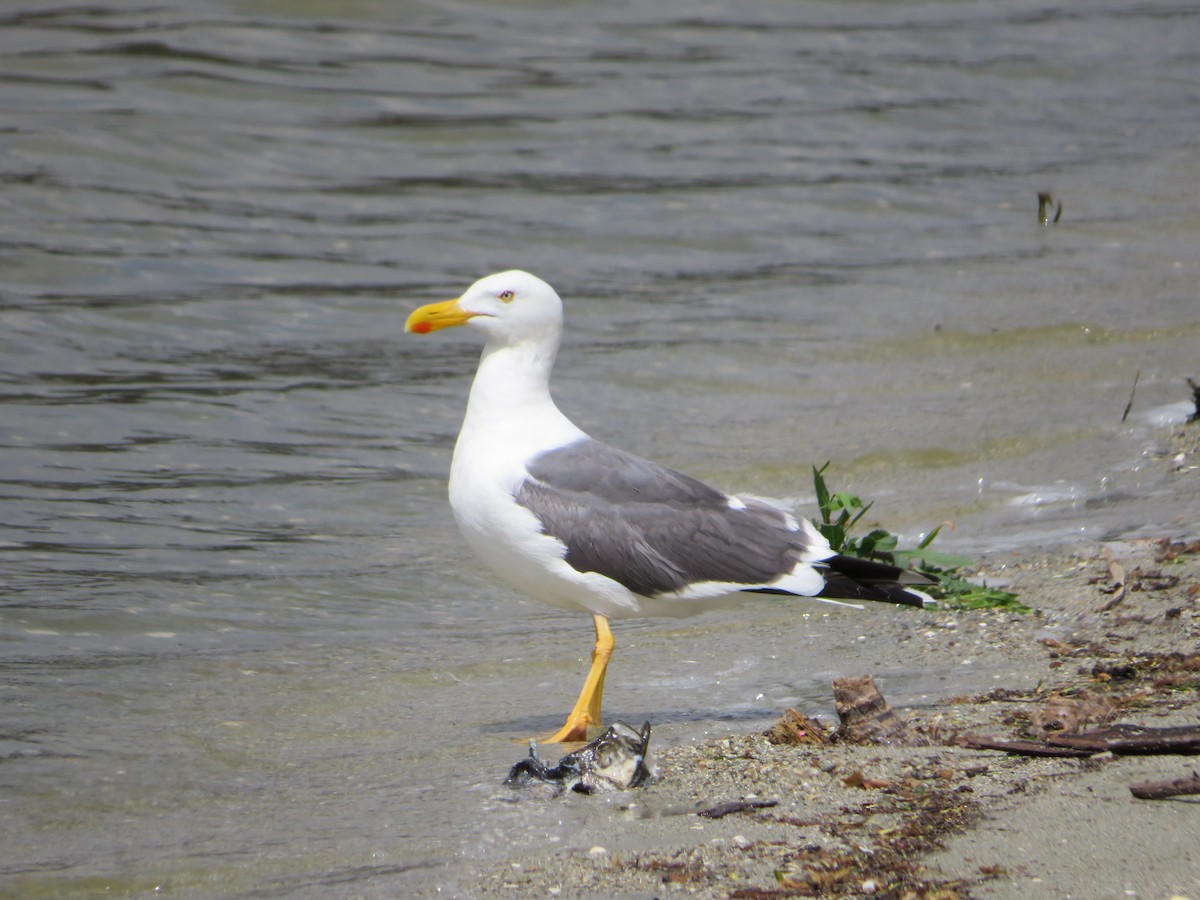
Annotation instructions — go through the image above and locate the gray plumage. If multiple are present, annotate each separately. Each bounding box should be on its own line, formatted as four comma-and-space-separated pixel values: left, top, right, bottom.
514, 438, 818, 598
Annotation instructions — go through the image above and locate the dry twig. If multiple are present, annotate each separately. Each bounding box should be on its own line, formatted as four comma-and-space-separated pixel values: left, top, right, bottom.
1130, 771, 1200, 801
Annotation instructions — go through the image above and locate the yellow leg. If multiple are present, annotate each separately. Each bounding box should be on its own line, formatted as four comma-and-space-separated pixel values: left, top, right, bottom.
541, 614, 614, 743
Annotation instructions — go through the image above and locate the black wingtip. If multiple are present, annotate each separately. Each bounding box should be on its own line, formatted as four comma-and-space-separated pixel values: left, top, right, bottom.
817, 555, 938, 608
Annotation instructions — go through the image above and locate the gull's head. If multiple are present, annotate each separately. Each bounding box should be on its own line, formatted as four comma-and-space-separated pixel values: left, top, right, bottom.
405, 270, 564, 346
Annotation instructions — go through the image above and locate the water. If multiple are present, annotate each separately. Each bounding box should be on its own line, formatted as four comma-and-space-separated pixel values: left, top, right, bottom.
2, 0, 1198, 895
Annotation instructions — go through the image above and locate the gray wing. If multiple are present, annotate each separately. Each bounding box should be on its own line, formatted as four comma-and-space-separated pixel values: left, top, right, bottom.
515, 439, 817, 597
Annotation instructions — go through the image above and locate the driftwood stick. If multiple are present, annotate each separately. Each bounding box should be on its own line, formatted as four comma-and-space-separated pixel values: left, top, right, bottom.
1047, 725, 1200, 755
962, 725, 1200, 758
1130, 772, 1200, 801
958, 735, 1092, 757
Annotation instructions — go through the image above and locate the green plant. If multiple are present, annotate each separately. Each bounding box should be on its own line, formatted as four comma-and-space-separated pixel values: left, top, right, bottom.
811, 462, 1029, 612
811, 461, 900, 558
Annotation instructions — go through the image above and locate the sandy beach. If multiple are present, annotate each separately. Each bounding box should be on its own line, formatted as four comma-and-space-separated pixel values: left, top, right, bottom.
471, 425, 1200, 899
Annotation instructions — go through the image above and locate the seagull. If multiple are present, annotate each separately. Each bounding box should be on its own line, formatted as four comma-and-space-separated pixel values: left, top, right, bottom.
406, 271, 934, 742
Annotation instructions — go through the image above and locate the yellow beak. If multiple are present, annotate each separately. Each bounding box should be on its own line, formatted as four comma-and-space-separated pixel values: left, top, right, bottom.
404, 298, 478, 334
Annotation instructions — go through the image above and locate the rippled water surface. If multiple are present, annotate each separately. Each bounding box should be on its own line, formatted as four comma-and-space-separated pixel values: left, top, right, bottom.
2, 1, 1199, 895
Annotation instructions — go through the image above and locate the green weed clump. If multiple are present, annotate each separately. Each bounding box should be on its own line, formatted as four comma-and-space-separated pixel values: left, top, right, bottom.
811, 462, 1029, 612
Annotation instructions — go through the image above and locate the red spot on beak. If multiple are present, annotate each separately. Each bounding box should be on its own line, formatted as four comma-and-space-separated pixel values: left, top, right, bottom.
412, 321, 431, 334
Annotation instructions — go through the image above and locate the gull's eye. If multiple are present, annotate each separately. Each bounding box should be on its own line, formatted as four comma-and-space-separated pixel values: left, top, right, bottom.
498, 290, 515, 303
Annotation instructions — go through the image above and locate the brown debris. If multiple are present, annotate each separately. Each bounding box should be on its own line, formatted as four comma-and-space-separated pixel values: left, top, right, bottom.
764, 708, 830, 746
962, 723, 1200, 758
958, 735, 1093, 758
1152, 653, 1200, 692
840, 769, 892, 790
772, 850, 859, 892
696, 798, 778, 819
1079, 651, 1200, 693
1094, 544, 1190, 609
1101, 565, 1183, 596
772, 856, 967, 898
1129, 568, 1181, 591
1155, 536, 1200, 562
1095, 546, 1128, 611
833, 674, 930, 746
1029, 692, 1116, 736
1129, 770, 1200, 800
1091, 661, 1137, 681
753, 787, 978, 899
630, 857, 708, 885
1038, 637, 1069, 655
1047, 723, 1200, 755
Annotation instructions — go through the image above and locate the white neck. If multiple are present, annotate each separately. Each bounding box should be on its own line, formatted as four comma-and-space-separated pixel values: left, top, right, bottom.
453, 331, 587, 472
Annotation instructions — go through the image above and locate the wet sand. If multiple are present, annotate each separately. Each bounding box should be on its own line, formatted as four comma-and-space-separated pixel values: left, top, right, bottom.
472, 426, 1200, 899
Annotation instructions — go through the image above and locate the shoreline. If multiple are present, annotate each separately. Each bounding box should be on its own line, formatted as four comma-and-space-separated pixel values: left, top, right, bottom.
472, 430, 1200, 899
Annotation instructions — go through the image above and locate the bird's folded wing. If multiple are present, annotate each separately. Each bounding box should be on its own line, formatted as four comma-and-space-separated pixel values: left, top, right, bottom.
516, 439, 819, 598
